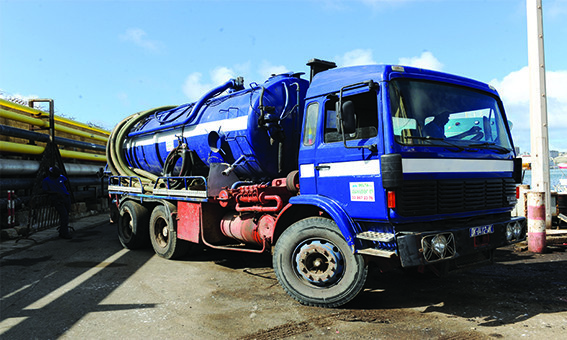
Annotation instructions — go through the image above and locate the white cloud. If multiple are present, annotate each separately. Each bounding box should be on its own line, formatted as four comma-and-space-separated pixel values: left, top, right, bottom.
183, 62, 292, 101
120, 28, 161, 51
398, 51, 444, 71
547, 70, 567, 105
258, 61, 289, 80
182, 66, 237, 101
489, 67, 529, 106
490, 67, 567, 152
211, 67, 236, 85
336, 49, 376, 67
183, 72, 212, 102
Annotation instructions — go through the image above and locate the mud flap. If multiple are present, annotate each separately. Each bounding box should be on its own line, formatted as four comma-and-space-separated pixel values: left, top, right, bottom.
397, 233, 424, 267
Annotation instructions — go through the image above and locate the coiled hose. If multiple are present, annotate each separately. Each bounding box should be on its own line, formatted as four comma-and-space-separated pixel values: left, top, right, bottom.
106, 106, 176, 193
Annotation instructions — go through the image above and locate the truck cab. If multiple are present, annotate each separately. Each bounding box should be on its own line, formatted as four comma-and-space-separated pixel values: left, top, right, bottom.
294, 63, 525, 269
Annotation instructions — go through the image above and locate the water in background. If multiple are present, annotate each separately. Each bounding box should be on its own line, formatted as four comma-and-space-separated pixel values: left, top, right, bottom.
522, 168, 566, 191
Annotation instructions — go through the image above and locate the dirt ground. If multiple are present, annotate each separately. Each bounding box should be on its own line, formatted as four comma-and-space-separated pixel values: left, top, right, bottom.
1, 220, 566, 339
234, 242, 567, 340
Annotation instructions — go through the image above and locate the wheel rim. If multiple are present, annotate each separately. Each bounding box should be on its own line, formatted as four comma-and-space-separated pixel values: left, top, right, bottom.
293, 239, 345, 287
153, 217, 169, 248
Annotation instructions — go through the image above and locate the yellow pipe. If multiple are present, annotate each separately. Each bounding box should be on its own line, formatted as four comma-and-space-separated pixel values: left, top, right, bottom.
0, 108, 108, 143
0, 98, 110, 136
0, 141, 106, 162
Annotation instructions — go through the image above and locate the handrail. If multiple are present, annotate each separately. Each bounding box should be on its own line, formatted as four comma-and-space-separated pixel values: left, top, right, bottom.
0, 98, 110, 136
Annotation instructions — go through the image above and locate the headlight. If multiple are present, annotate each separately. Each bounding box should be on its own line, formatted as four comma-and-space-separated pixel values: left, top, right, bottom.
422, 232, 455, 262
506, 224, 514, 241
431, 234, 447, 256
506, 221, 524, 242
513, 221, 522, 239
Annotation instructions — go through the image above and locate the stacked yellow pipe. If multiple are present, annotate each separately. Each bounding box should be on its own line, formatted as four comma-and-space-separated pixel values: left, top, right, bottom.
0, 98, 109, 137
0, 98, 109, 161
0, 141, 106, 162
0, 107, 108, 143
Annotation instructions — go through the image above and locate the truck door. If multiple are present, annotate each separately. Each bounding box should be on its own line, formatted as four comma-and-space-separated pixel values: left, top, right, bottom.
313, 87, 387, 220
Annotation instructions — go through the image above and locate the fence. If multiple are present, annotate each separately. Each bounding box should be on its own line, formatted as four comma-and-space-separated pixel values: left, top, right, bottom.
26, 194, 61, 235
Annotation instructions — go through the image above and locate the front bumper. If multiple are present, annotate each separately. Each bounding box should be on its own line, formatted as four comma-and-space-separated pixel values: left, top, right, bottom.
396, 216, 526, 268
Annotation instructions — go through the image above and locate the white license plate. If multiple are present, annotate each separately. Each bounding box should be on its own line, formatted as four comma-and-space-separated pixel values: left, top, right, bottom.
469, 225, 494, 238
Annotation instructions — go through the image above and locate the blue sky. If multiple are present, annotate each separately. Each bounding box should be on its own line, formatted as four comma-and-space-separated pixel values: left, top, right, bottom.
1, 0, 566, 153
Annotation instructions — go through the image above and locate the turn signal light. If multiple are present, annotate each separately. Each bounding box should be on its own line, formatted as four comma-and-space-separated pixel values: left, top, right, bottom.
387, 191, 396, 209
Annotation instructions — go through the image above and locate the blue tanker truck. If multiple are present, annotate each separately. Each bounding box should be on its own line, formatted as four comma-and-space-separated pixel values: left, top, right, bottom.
107, 58, 526, 307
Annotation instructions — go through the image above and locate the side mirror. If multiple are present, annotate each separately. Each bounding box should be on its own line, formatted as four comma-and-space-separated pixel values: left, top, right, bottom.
341, 100, 356, 134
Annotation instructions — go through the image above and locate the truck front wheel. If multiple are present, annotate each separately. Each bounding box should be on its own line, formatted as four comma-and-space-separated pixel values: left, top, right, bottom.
273, 217, 368, 308
149, 204, 190, 260
117, 200, 150, 249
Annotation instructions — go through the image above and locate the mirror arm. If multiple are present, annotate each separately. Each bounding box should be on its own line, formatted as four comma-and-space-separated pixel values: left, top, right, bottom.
337, 80, 379, 153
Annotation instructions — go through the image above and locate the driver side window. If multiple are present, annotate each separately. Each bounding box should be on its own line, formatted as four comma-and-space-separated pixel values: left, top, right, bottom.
323, 92, 378, 143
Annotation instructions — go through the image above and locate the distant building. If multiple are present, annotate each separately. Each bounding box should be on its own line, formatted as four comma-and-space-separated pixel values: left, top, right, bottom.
550, 150, 559, 158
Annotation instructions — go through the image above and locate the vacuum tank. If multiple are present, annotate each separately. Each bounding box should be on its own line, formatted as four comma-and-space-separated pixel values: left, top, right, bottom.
107, 73, 309, 182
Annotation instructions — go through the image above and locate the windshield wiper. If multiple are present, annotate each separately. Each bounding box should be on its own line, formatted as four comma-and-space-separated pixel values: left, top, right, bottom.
468, 142, 511, 154
404, 136, 465, 152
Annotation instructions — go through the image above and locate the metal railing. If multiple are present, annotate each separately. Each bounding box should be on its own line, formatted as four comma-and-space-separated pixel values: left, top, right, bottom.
24, 194, 61, 239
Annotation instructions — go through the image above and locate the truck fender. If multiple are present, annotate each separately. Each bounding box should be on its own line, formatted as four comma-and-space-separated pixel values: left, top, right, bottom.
275, 195, 358, 247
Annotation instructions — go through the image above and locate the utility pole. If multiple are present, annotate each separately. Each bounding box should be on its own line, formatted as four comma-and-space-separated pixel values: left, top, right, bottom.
527, 0, 551, 228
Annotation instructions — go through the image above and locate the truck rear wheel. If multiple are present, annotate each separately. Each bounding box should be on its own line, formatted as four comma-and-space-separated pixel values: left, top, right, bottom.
117, 200, 150, 249
149, 203, 190, 259
273, 217, 368, 308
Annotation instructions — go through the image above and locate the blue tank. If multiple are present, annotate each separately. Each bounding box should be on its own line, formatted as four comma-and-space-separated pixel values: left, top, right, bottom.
121, 73, 309, 180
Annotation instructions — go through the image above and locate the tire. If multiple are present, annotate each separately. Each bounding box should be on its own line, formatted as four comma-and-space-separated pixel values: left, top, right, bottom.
117, 200, 150, 249
149, 203, 191, 259
273, 217, 368, 308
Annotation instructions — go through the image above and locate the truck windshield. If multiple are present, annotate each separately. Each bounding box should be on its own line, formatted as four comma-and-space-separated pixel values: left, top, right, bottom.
389, 79, 512, 152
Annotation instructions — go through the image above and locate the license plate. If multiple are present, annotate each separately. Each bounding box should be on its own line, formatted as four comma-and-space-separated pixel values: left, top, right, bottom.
469, 225, 494, 238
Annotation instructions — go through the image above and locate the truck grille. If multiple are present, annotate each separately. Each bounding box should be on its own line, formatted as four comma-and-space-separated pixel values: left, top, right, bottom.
396, 178, 516, 216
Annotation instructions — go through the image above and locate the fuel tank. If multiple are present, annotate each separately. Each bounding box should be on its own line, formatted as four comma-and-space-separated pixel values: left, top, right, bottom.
120, 73, 309, 180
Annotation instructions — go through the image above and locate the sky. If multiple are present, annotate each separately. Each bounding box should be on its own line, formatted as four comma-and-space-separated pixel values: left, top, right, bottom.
1, 0, 566, 153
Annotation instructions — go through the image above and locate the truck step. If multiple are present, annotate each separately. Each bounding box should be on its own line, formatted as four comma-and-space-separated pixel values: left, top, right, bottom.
152, 188, 208, 198
357, 248, 396, 258
207, 242, 266, 254
108, 185, 143, 194
356, 231, 395, 243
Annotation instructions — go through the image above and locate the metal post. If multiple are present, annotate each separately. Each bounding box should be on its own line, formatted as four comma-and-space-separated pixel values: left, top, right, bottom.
29, 99, 55, 142
527, 191, 546, 253
7, 190, 16, 227
527, 0, 551, 228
